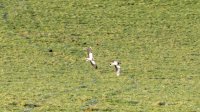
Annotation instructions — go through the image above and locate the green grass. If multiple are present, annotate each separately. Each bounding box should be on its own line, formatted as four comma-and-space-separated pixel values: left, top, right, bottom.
0, 0, 200, 111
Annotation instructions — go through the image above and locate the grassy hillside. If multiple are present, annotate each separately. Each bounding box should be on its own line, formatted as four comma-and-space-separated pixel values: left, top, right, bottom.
0, 0, 200, 111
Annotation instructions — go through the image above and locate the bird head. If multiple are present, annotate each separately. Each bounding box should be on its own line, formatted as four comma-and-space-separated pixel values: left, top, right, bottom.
110, 61, 119, 66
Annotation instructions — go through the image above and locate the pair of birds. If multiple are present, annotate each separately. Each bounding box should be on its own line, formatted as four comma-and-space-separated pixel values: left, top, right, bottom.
85, 47, 121, 76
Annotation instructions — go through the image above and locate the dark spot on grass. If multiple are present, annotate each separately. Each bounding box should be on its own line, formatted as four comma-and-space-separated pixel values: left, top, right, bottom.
92, 108, 114, 111
128, 100, 139, 105
90, 108, 99, 111
59, 109, 67, 111
0, 3, 4, 8
83, 42, 87, 45
71, 39, 76, 42
127, 2, 135, 5
149, 77, 166, 80
48, 49, 53, 52
157, 101, 166, 106
107, 32, 115, 35
24, 103, 40, 108
79, 84, 87, 88
71, 33, 81, 36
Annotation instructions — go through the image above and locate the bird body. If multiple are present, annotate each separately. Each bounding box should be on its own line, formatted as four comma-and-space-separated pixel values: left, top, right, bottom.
110, 61, 121, 76
86, 47, 97, 69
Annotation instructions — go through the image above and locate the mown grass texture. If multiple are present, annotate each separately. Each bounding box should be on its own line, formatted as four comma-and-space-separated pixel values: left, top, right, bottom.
0, 0, 200, 111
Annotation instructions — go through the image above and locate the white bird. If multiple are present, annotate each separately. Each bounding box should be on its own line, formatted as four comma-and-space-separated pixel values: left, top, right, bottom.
85, 47, 98, 69
110, 61, 121, 76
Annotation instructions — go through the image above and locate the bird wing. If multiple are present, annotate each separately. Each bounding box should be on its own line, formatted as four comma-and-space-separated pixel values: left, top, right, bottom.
114, 65, 118, 71
115, 65, 120, 75
88, 53, 93, 59
90, 60, 97, 69
117, 67, 120, 73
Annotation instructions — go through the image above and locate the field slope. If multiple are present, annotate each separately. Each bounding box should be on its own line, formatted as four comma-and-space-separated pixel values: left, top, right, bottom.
0, 0, 200, 111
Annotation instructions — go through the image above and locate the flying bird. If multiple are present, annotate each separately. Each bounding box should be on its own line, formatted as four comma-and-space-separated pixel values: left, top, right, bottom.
85, 47, 98, 69
110, 61, 121, 76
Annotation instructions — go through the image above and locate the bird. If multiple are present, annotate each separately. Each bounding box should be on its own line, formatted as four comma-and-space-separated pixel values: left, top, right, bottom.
110, 60, 121, 76
85, 47, 98, 69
